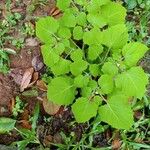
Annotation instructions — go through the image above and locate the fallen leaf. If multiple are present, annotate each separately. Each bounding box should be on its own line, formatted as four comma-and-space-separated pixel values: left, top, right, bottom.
43, 97, 60, 115
28, 72, 39, 87
20, 67, 34, 92
19, 120, 31, 129
112, 139, 121, 150
49, 7, 62, 18
37, 80, 47, 91
32, 55, 44, 71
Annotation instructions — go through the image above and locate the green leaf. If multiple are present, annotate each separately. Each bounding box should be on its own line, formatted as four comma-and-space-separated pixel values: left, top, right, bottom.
47, 77, 75, 105
70, 49, 83, 61
75, 0, 87, 5
70, 60, 88, 76
72, 97, 100, 122
57, 0, 71, 11
83, 28, 102, 45
98, 94, 134, 129
76, 12, 87, 26
51, 59, 71, 75
59, 10, 76, 27
102, 24, 128, 49
115, 67, 148, 99
36, 17, 59, 44
102, 62, 118, 76
58, 26, 71, 39
98, 75, 114, 94
101, 1, 126, 26
73, 26, 83, 40
89, 64, 100, 77
54, 43, 65, 55
41, 45, 60, 67
0, 118, 16, 133
87, 13, 106, 28
88, 45, 103, 60
74, 75, 89, 88
122, 42, 148, 67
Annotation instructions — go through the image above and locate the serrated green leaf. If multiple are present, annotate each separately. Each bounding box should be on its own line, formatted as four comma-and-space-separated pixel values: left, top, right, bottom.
83, 28, 102, 45
70, 49, 83, 61
122, 42, 148, 67
58, 26, 71, 39
101, 1, 126, 26
89, 64, 100, 77
0, 118, 16, 133
76, 12, 87, 26
36, 17, 59, 44
51, 59, 71, 75
98, 74, 114, 94
73, 26, 83, 40
102, 62, 118, 76
41, 45, 60, 67
102, 24, 128, 49
72, 97, 100, 122
115, 67, 148, 99
88, 45, 103, 60
74, 75, 89, 88
57, 0, 71, 11
98, 94, 134, 129
47, 77, 75, 105
70, 60, 88, 76
59, 10, 76, 27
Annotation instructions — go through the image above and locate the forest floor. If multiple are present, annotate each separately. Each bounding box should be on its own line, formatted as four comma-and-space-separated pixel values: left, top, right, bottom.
0, 0, 150, 150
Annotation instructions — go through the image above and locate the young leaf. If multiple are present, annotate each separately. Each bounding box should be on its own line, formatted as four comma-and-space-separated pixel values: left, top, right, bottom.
70, 49, 83, 61
41, 45, 60, 67
89, 64, 100, 77
73, 26, 83, 40
56, 0, 71, 11
98, 74, 114, 94
88, 45, 103, 60
102, 62, 118, 76
83, 28, 102, 45
98, 94, 134, 129
115, 67, 148, 99
36, 17, 59, 44
101, 1, 126, 26
0, 118, 16, 133
74, 75, 89, 88
59, 10, 76, 27
58, 26, 71, 39
76, 12, 87, 26
51, 59, 71, 75
122, 42, 148, 67
70, 60, 88, 76
102, 24, 128, 50
72, 97, 100, 123
47, 77, 75, 105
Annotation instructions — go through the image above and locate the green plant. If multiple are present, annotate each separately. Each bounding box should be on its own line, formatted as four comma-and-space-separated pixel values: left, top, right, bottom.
36, 0, 149, 130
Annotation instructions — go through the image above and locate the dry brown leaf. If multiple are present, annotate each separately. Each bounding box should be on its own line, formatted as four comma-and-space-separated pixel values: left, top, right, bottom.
37, 80, 47, 91
43, 97, 60, 115
28, 72, 39, 87
112, 139, 121, 150
20, 67, 34, 92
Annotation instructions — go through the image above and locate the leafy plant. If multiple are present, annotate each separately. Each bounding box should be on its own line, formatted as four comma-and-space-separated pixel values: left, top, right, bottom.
36, 0, 149, 130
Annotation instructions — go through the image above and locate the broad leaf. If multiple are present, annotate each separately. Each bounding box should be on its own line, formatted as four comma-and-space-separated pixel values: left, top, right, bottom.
74, 75, 89, 88
72, 97, 100, 122
101, 1, 126, 26
88, 45, 103, 60
122, 42, 148, 67
36, 17, 59, 44
102, 62, 118, 76
41, 45, 60, 67
0, 118, 16, 133
76, 12, 87, 26
58, 26, 71, 39
73, 26, 83, 40
47, 77, 75, 105
102, 24, 128, 49
98, 74, 114, 94
56, 0, 71, 11
89, 64, 100, 77
70, 60, 88, 76
98, 94, 134, 129
115, 67, 148, 99
70, 49, 83, 61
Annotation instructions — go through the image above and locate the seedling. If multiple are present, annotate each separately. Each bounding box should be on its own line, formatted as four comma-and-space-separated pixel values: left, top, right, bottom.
36, 0, 149, 130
